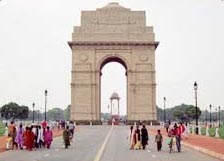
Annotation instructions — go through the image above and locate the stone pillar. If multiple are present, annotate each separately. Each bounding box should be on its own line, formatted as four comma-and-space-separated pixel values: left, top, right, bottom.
215, 128, 219, 138
198, 126, 201, 135
206, 127, 209, 136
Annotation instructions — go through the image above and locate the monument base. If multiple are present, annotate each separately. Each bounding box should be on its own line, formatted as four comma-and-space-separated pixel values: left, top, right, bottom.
73, 120, 102, 125
126, 120, 160, 125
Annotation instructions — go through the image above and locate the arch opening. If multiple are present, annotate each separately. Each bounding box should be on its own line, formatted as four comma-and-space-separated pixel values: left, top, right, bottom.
100, 56, 127, 71
100, 58, 127, 124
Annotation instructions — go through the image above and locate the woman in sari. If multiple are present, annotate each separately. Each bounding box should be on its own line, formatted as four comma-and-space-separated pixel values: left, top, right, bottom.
44, 126, 53, 149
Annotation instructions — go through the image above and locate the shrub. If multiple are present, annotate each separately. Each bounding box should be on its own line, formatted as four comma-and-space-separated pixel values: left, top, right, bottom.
219, 125, 224, 139
208, 127, 216, 137
201, 127, 206, 135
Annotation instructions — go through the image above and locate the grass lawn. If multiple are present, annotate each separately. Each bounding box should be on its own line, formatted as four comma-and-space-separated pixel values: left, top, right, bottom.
0, 122, 5, 136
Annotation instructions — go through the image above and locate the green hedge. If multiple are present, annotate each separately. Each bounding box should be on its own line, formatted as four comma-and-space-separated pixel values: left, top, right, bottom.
189, 124, 224, 139
219, 125, 224, 139
201, 127, 206, 135
0, 122, 5, 136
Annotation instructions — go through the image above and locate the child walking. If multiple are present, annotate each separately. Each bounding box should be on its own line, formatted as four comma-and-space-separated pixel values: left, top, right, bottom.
6, 134, 12, 150
155, 129, 163, 151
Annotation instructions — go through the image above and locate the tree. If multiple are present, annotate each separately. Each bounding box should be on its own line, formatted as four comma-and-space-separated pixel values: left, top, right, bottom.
172, 104, 189, 121
173, 108, 183, 120
47, 108, 64, 121
1, 102, 19, 120
185, 105, 201, 120
64, 105, 70, 120
172, 104, 201, 122
0, 102, 29, 121
17, 106, 29, 120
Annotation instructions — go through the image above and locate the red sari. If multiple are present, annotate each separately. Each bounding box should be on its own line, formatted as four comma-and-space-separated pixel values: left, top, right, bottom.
26, 130, 34, 151
24, 130, 29, 148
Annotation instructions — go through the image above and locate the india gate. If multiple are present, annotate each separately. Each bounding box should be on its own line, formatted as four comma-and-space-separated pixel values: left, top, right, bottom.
68, 2, 159, 124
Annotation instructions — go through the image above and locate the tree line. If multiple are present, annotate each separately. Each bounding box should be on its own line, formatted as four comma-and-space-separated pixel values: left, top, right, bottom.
157, 103, 202, 122
1, 102, 222, 123
0, 102, 70, 122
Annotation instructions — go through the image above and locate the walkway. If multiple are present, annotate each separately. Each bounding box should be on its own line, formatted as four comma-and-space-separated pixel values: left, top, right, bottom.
0, 125, 224, 161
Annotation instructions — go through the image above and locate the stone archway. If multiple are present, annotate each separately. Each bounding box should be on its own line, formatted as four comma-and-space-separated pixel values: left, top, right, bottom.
99, 56, 128, 120
68, 2, 159, 124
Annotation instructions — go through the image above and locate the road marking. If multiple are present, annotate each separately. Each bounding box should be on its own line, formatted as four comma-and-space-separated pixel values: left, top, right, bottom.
93, 126, 114, 161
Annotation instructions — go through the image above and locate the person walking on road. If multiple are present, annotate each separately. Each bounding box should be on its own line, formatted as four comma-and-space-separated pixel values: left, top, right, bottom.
63, 125, 71, 149
174, 123, 182, 152
68, 121, 75, 141
141, 125, 148, 150
134, 125, 141, 150
8, 121, 15, 137
44, 126, 53, 149
128, 125, 134, 150
164, 122, 169, 133
15, 124, 24, 150
26, 127, 35, 151
155, 129, 163, 151
12, 127, 18, 150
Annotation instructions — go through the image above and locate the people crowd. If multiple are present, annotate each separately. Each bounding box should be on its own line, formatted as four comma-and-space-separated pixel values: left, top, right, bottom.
5, 121, 53, 151
128, 124, 149, 150
128, 121, 186, 153
5, 120, 186, 152
5, 120, 76, 150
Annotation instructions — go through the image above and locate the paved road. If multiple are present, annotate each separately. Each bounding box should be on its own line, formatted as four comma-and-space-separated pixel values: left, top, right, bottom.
101, 126, 218, 161
0, 125, 219, 161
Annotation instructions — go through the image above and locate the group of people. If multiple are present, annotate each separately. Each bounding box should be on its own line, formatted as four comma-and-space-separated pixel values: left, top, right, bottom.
6, 121, 53, 151
128, 125, 149, 150
155, 122, 186, 153
128, 122, 186, 153
167, 122, 185, 152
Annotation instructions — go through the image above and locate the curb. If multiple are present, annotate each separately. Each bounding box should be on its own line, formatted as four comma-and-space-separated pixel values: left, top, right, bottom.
182, 141, 224, 161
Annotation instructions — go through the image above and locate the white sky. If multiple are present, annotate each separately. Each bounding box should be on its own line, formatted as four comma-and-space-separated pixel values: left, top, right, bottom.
0, 0, 224, 115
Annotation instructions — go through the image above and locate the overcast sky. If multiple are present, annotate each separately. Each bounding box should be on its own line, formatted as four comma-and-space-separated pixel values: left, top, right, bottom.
0, 0, 224, 115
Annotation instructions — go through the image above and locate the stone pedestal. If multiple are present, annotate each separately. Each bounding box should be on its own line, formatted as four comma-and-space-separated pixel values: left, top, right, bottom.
198, 126, 201, 135
206, 127, 209, 136
215, 128, 220, 138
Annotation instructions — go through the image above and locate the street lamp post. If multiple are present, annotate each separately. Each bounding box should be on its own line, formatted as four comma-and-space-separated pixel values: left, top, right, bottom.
218, 106, 220, 127
205, 109, 208, 125
44, 90, 48, 122
32, 102, 35, 123
163, 97, 166, 123
209, 104, 212, 125
194, 82, 198, 134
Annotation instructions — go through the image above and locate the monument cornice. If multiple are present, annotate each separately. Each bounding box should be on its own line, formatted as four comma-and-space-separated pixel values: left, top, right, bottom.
68, 41, 159, 49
